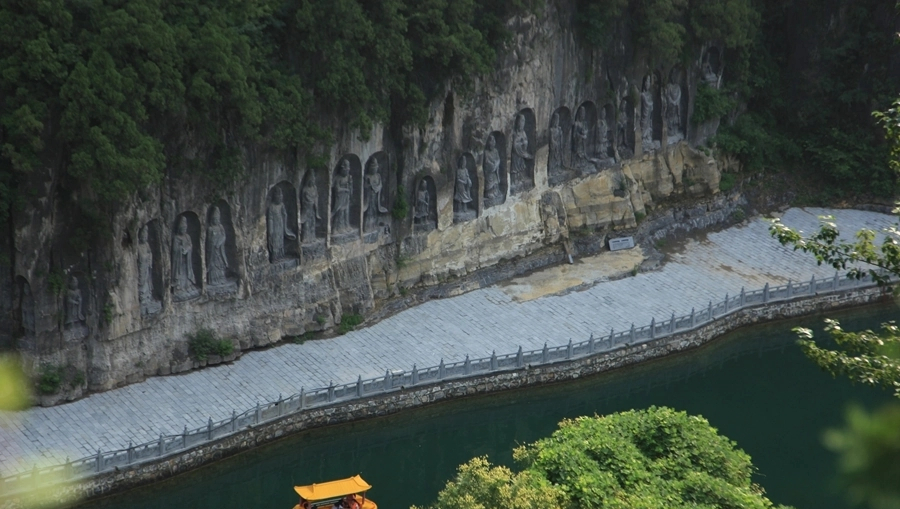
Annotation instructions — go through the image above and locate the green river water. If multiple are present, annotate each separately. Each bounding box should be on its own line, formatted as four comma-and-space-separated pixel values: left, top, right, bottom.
78, 304, 898, 509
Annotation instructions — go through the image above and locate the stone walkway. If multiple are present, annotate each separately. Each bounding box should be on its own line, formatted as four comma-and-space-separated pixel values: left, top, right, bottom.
0, 207, 896, 474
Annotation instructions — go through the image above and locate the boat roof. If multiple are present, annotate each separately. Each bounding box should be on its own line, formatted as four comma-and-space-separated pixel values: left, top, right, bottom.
294, 475, 372, 501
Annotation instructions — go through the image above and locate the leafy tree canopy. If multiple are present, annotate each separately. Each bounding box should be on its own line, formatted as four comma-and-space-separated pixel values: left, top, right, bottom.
420, 408, 791, 509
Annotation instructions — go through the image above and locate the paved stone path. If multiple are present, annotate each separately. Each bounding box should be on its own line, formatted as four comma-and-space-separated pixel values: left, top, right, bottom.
0, 208, 896, 474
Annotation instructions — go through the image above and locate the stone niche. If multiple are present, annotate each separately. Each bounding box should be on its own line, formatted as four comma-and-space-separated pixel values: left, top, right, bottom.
616, 96, 635, 160
15, 275, 35, 342
453, 152, 479, 224
665, 67, 687, 145
171, 212, 203, 302
299, 167, 327, 260
572, 101, 598, 175
548, 105, 572, 186
137, 219, 164, 317
205, 201, 239, 296
509, 108, 536, 195
412, 175, 437, 233
483, 131, 508, 208
331, 155, 362, 244
267, 181, 300, 267
63, 270, 89, 341
599, 103, 616, 162
363, 151, 393, 241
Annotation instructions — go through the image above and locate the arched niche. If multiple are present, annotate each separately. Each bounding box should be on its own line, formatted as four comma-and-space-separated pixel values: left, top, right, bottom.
509, 108, 536, 195
702, 46, 722, 85
483, 131, 507, 208
15, 276, 35, 337
331, 154, 362, 242
137, 219, 163, 316
572, 101, 598, 173
616, 96, 635, 160
666, 67, 687, 144
267, 181, 300, 264
299, 168, 327, 244
639, 74, 662, 152
599, 103, 615, 159
171, 211, 202, 301
412, 175, 437, 233
206, 201, 239, 293
363, 151, 392, 234
548, 106, 572, 186
453, 152, 479, 224
63, 270, 90, 340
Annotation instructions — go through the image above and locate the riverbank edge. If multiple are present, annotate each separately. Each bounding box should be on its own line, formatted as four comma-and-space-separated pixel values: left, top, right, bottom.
7, 283, 887, 507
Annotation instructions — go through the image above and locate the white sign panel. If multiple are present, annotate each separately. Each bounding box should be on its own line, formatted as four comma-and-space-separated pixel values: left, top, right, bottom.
608, 236, 635, 251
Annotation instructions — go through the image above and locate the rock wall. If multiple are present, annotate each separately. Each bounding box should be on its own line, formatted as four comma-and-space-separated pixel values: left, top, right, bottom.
2, 0, 727, 403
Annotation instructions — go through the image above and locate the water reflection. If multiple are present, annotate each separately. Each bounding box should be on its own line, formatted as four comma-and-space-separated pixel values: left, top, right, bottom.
80, 304, 898, 509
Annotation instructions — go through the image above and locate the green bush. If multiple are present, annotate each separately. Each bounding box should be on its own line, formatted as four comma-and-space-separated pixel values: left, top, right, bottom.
392, 185, 409, 220
691, 83, 736, 125
338, 313, 364, 335
187, 328, 233, 361
719, 172, 736, 192
38, 365, 63, 395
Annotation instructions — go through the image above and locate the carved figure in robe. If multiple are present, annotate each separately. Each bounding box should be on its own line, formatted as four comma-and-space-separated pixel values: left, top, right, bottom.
572, 107, 590, 168
301, 173, 321, 243
617, 100, 630, 157
666, 82, 683, 134
19, 280, 35, 334
137, 225, 158, 314
596, 115, 610, 158
332, 160, 353, 234
454, 156, 473, 213
510, 115, 533, 188
549, 112, 564, 175
363, 158, 388, 230
65, 276, 85, 326
702, 53, 719, 86
640, 75, 654, 147
414, 180, 431, 224
483, 135, 502, 203
206, 207, 228, 286
267, 187, 296, 261
172, 216, 197, 293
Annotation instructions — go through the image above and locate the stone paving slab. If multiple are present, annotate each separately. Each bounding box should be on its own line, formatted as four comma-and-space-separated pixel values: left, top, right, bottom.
0, 207, 897, 474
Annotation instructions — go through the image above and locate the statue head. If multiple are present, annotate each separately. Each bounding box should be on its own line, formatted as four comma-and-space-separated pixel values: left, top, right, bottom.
486, 134, 496, 150
68, 276, 78, 291
139, 225, 149, 244
551, 112, 559, 127
643, 75, 652, 90
367, 158, 379, 174
516, 114, 526, 131
576, 107, 585, 121
305, 172, 316, 188
419, 179, 427, 192
273, 186, 283, 205
340, 159, 350, 175
177, 216, 188, 235
210, 206, 221, 226
458, 155, 467, 171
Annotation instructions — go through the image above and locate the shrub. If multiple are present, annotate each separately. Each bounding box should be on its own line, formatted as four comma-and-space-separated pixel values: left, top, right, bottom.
188, 328, 233, 361
338, 314, 364, 335
38, 365, 63, 395
719, 172, 736, 192
392, 185, 409, 220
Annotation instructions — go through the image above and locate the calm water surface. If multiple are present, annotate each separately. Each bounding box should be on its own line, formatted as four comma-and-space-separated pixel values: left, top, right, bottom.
79, 304, 899, 509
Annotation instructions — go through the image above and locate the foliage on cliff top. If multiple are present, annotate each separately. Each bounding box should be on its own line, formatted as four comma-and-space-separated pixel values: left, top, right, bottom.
0, 0, 537, 221
419, 408, 792, 509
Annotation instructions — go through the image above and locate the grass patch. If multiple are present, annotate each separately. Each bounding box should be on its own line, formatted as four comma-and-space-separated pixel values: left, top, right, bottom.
38, 364, 63, 395
719, 173, 736, 193
338, 314, 364, 335
187, 328, 234, 362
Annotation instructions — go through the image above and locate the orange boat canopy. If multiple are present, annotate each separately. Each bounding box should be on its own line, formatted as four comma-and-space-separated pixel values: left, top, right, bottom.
294, 475, 372, 502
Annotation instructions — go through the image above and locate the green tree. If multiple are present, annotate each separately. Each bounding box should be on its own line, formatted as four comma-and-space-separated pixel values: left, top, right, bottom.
420, 408, 792, 509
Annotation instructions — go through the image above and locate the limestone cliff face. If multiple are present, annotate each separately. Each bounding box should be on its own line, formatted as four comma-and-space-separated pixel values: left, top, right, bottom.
2, 0, 725, 404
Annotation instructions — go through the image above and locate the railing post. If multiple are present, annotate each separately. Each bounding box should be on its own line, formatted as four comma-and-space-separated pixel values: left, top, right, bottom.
810, 275, 816, 294
278, 393, 284, 415
707, 301, 713, 320
96, 449, 102, 473
357, 375, 363, 397
464, 355, 471, 375
630, 323, 635, 343
763, 283, 769, 303
65, 457, 71, 478
207, 417, 213, 440
588, 334, 595, 353
690, 308, 695, 328
786, 280, 792, 298
650, 318, 655, 339
231, 410, 236, 432
740, 287, 745, 307
670, 312, 676, 333
542, 343, 549, 363
182, 425, 188, 448
299, 388, 305, 410
384, 370, 392, 391
328, 381, 335, 401
516, 346, 523, 368
439, 359, 445, 379
566, 339, 573, 359
158, 433, 165, 456
833, 271, 839, 290
609, 328, 614, 349
255, 403, 261, 423
127, 441, 134, 464
724, 293, 729, 312
412, 364, 419, 385
490, 351, 497, 371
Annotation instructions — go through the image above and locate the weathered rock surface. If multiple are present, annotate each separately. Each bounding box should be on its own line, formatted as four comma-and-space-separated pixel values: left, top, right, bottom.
1, 0, 726, 403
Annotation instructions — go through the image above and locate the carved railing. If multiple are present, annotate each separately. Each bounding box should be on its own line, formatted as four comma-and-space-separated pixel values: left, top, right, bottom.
0, 270, 887, 491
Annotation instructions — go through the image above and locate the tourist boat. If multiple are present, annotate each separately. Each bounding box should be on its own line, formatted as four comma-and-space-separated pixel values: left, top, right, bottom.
293, 475, 378, 509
